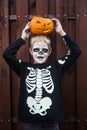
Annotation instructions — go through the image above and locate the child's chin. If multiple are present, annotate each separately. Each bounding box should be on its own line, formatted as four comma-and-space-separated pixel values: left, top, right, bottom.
35, 59, 46, 64
36, 61, 45, 64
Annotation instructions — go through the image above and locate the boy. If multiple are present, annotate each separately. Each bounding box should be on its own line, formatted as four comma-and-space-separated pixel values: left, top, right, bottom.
3, 18, 81, 130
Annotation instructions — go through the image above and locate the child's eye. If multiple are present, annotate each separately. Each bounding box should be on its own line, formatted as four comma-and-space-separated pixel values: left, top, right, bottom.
42, 49, 48, 53
33, 48, 40, 52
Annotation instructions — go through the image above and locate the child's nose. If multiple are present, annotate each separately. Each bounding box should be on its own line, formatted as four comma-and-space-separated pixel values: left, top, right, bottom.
38, 51, 43, 55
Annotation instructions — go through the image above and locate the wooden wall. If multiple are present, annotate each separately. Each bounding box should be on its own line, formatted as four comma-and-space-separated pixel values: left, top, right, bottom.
0, 0, 87, 130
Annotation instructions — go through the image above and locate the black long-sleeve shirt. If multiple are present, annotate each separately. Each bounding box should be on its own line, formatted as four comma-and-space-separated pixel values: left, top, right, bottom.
3, 34, 81, 124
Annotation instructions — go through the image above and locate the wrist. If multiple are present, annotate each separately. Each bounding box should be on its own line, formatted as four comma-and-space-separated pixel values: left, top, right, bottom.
21, 35, 26, 41
58, 30, 66, 36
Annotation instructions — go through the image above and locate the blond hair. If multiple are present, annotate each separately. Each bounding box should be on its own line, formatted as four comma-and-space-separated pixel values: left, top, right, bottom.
30, 35, 51, 49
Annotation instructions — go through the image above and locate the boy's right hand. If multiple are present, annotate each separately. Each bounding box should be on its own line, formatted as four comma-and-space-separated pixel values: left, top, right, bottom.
21, 22, 31, 40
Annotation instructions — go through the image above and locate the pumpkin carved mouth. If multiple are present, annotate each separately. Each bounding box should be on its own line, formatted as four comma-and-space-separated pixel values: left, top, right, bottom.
43, 30, 50, 33
30, 16, 54, 35
37, 29, 50, 34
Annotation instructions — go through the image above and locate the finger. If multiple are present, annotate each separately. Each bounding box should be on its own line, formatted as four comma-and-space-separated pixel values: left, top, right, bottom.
26, 32, 31, 38
25, 22, 30, 28
24, 25, 29, 31
25, 23, 29, 28
52, 19, 61, 26
52, 18, 59, 22
27, 22, 30, 27
52, 18, 57, 21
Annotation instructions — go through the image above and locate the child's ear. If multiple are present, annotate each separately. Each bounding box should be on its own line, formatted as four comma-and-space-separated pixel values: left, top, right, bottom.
29, 47, 33, 55
48, 48, 52, 56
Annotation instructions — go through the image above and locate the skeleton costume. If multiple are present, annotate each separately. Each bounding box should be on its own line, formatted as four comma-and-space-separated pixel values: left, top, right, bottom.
3, 34, 81, 124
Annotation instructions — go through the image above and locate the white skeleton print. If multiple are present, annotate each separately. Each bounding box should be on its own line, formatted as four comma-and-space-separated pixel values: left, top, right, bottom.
25, 66, 54, 116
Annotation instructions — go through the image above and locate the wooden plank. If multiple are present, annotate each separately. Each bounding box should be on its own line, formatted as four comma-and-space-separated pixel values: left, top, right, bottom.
36, 0, 48, 16
0, 1, 4, 127
68, 0, 75, 16
16, 0, 29, 64
67, 4, 76, 130
9, 6, 18, 129
28, 0, 36, 17
11, 0, 29, 130
9, 0, 16, 15
0, 0, 11, 130
56, 0, 77, 130
56, 0, 67, 58
28, 0, 36, 63
76, 0, 87, 130
48, 0, 56, 17
47, 0, 56, 62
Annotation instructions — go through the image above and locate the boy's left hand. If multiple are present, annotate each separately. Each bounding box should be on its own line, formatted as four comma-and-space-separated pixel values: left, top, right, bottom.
52, 18, 66, 36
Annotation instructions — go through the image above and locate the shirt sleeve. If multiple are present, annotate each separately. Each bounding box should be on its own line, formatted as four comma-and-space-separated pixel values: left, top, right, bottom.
3, 38, 25, 76
57, 34, 81, 73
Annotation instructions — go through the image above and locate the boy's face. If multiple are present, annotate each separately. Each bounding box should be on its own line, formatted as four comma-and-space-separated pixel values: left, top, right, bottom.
30, 42, 51, 64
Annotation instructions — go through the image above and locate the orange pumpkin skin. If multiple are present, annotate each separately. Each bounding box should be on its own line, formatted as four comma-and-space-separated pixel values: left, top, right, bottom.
30, 16, 54, 35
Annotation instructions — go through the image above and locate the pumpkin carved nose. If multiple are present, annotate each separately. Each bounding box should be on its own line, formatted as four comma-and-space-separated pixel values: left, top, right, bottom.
44, 24, 45, 27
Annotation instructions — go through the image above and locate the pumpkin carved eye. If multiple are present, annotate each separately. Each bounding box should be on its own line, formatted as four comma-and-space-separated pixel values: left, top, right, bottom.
47, 22, 51, 25
36, 21, 41, 24
30, 16, 54, 35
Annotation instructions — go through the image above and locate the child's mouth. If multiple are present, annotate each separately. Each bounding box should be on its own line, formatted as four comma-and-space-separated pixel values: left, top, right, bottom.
37, 56, 44, 59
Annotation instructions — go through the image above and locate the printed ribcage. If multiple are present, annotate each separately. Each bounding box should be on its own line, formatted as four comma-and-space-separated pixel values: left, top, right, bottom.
26, 67, 54, 102
42, 69, 54, 93
26, 68, 36, 93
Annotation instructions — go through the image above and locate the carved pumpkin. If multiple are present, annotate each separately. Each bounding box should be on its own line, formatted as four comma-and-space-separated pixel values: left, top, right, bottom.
30, 16, 54, 35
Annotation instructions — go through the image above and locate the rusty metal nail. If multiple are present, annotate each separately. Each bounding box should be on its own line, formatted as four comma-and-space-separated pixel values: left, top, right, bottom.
65, 120, 68, 122
64, 14, 67, 16
84, 14, 87, 16
57, 14, 60, 17
44, 14, 47, 17
1, 119, 3, 122
77, 14, 80, 17
18, 15, 20, 18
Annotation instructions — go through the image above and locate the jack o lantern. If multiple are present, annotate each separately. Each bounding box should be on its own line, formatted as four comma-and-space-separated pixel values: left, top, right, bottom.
30, 16, 54, 35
